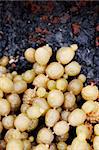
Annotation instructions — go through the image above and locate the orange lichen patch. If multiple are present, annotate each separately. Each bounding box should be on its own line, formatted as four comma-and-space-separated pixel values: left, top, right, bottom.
27, 1, 54, 14
35, 27, 42, 33
72, 23, 80, 35
96, 37, 99, 46
31, 3, 41, 13
35, 27, 50, 34
40, 16, 48, 22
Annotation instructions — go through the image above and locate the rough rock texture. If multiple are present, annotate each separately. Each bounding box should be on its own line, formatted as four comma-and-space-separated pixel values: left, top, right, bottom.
0, 1, 99, 84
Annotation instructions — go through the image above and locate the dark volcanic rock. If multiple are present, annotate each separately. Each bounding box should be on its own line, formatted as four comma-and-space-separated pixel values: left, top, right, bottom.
0, 1, 99, 84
